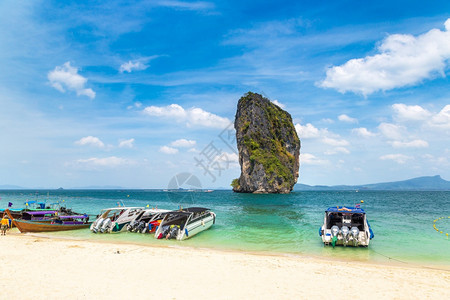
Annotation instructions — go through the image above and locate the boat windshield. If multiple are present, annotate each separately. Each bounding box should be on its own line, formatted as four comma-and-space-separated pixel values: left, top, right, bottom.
326, 212, 365, 230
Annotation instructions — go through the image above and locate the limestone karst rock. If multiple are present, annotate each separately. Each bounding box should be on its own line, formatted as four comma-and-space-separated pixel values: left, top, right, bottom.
232, 92, 300, 193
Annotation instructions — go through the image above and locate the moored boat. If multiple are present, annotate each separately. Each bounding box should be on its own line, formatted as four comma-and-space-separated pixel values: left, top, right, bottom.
90, 207, 143, 233
5, 209, 91, 233
155, 207, 216, 240
126, 208, 169, 233
319, 206, 374, 247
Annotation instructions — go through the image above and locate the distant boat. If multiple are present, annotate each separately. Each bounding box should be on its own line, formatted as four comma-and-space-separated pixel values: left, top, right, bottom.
319, 206, 374, 247
5, 209, 91, 233
155, 207, 216, 240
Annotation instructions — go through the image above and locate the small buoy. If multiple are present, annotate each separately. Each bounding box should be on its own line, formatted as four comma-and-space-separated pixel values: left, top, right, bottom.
361, 200, 364, 203
440, 231, 443, 233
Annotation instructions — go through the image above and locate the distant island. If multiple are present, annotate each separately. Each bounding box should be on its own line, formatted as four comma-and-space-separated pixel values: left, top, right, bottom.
295, 175, 450, 191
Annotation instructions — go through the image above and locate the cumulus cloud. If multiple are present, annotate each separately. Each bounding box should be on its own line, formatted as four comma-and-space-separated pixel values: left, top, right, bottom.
324, 147, 350, 155
378, 123, 405, 140
295, 123, 329, 138
118, 138, 135, 148
429, 105, 450, 129
389, 139, 429, 148
390, 103, 450, 130
320, 18, 450, 96
352, 127, 376, 137
159, 146, 179, 154
379, 154, 412, 164
143, 104, 230, 129
76, 156, 134, 167
338, 114, 358, 123
301, 153, 329, 165
272, 100, 285, 109
322, 137, 349, 147
119, 60, 148, 73
48, 62, 95, 99
75, 136, 105, 148
392, 103, 432, 121
170, 139, 196, 148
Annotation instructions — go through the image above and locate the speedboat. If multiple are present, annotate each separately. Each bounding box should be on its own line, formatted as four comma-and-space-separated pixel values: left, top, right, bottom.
154, 207, 216, 240
90, 207, 143, 233
319, 206, 374, 247
126, 208, 169, 233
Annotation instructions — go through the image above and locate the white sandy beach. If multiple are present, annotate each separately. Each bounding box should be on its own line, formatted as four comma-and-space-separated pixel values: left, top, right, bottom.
0, 232, 448, 299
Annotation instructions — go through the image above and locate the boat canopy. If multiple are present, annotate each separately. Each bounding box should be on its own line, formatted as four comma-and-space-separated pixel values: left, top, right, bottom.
325, 206, 365, 214
58, 215, 88, 219
24, 211, 57, 215
182, 207, 210, 213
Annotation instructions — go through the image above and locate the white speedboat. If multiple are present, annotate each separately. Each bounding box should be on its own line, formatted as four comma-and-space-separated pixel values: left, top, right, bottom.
90, 207, 143, 233
319, 206, 374, 247
154, 207, 216, 240
126, 208, 169, 233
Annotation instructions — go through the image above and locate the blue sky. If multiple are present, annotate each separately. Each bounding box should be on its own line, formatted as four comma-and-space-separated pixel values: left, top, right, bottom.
1, 0, 449, 188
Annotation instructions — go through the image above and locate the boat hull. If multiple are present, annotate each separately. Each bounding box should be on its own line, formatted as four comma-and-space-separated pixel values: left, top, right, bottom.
11, 219, 91, 233
179, 213, 215, 240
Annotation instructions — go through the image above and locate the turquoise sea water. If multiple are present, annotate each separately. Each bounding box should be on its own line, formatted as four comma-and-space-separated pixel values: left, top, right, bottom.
1, 190, 449, 267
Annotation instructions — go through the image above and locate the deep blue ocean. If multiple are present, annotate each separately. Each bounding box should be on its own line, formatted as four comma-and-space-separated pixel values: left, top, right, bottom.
1, 189, 449, 267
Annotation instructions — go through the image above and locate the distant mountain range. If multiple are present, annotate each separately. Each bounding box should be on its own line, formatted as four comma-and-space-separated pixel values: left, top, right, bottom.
2, 175, 450, 191
295, 175, 450, 191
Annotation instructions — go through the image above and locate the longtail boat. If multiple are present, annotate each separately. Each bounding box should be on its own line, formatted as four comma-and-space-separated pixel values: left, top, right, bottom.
5, 209, 91, 233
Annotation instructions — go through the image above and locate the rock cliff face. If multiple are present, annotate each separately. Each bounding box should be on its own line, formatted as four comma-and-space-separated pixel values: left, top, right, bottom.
232, 92, 300, 194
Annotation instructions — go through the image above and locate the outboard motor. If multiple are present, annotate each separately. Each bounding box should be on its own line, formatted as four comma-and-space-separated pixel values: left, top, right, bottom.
127, 220, 137, 232
330, 225, 340, 248
101, 218, 112, 233
331, 225, 339, 237
135, 221, 145, 233
351, 227, 360, 246
341, 226, 349, 246
92, 218, 104, 233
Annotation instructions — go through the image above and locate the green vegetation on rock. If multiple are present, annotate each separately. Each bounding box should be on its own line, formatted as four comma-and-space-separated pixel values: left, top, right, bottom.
233, 92, 300, 193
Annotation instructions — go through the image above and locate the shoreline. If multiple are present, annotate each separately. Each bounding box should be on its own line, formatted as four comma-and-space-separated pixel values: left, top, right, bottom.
1, 232, 449, 299
9, 230, 450, 271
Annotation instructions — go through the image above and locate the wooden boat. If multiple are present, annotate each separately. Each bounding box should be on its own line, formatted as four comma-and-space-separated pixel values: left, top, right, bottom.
5, 209, 91, 233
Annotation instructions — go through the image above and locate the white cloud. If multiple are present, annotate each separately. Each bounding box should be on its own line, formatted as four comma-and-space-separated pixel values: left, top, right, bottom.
390, 139, 429, 148
352, 127, 376, 137
170, 139, 196, 148
338, 114, 358, 123
213, 151, 239, 168
392, 103, 432, 121
295, 123, 329, 138
322, 137, 349, 147
320, 18, 450, 96
76, 156, 134, 167
378, 123, 405, 140
272, 100, 285, 109
143, 104, 230, 129
48, 62, 95, 99
300, 153, 329, 165
118, 138, 135, 148
159, 146, 179, 154
75, 136, 105, 148
119, 60, 148, 73
429, 105, 450, 129
156, 1, 215, 11
379, 154, 412, 164
324, 147, 350, 155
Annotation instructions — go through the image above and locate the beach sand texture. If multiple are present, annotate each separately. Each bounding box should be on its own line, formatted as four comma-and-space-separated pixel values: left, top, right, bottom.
1, 233, 448, 299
